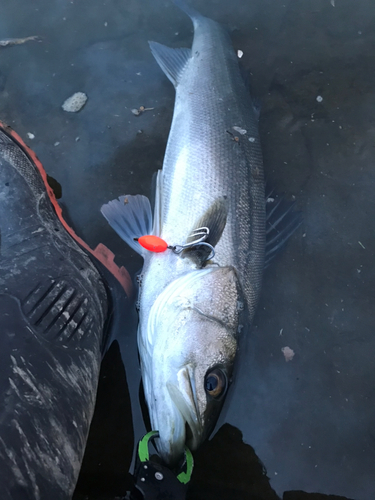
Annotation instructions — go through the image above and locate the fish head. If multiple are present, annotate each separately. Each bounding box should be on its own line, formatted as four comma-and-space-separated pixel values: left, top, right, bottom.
142, 265, 243, 465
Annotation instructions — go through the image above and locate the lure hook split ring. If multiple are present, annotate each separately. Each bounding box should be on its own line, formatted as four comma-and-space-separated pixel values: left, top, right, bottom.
169, 227, 215, 261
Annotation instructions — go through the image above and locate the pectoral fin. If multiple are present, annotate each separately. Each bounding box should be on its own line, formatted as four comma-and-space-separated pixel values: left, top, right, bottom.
184, 197, 228, 265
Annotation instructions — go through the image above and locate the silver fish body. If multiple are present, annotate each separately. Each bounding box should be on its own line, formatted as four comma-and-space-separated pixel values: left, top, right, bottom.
140, 4, 265, 462
102, 0, 266, 465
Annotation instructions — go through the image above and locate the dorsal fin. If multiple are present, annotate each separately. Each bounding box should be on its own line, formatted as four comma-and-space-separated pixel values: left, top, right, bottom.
265, 187, 303, 267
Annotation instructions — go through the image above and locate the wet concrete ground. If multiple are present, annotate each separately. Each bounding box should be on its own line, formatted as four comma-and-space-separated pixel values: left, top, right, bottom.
1, 0, 375, 498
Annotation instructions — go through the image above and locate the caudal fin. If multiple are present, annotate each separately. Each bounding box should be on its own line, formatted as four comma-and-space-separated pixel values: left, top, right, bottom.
173, 0, 204, 22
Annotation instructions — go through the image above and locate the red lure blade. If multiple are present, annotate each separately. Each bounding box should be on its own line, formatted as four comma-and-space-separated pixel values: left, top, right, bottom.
138, 235, 168, 253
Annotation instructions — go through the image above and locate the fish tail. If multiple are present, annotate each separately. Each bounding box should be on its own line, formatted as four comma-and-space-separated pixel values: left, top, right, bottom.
173, 0, 205, 24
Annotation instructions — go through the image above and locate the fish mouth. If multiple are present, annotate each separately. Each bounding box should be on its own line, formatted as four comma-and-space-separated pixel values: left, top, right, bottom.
165, 364, 203, 460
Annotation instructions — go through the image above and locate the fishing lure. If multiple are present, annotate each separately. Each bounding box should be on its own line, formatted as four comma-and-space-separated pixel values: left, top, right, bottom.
135, 227, 215, 260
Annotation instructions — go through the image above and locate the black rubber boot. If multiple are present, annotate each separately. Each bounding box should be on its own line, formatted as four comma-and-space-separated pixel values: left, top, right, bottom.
0, 123, 130, 500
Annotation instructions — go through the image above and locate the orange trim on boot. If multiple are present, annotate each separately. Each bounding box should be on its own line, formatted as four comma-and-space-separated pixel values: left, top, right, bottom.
0, 120, 132, 297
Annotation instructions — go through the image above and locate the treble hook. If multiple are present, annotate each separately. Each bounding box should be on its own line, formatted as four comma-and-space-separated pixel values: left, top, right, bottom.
169, 227, 215, 261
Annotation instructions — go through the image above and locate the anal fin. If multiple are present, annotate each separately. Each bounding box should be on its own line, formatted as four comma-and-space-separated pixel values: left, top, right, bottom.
149, 42, 191, 87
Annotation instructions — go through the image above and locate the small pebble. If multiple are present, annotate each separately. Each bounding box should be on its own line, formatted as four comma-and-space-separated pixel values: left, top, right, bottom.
316, 95, 323, 103
75, 136, 80, 142
27, 133, 35, 139
54, 141, 60, 146
237, 50, 243, 58
62, 92, 88, 113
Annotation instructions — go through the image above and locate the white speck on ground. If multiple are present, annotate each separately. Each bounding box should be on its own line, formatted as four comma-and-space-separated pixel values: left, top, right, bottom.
316, 95, 323, 102
282, 346, 295, 362
237, 49, 243, 58
233, 126, 247, 135
27, 133, 35, 139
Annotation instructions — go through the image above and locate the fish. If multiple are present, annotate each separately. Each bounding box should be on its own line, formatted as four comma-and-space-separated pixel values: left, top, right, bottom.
0, 36, 42, 48
101, 0, 301, 464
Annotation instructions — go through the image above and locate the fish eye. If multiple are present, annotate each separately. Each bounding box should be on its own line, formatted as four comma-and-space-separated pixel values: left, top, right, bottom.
204, 368, 227, 398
